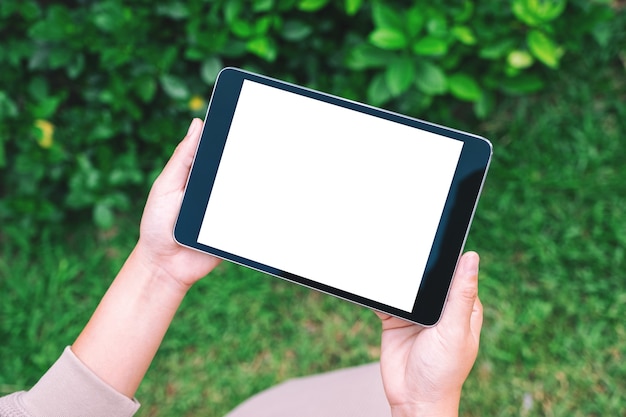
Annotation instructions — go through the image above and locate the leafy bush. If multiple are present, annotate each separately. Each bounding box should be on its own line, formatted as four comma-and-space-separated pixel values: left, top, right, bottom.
0, 0, 616, 237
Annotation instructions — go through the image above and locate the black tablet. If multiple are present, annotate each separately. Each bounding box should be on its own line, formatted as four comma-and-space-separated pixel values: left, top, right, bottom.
174, 67, 492, 326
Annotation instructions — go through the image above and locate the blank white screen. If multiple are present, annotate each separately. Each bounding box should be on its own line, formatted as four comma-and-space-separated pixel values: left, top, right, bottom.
198, 79, 463, 312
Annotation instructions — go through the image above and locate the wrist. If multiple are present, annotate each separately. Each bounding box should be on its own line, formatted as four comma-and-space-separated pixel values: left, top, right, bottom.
391, 395, 460, 417
131, 242, 194, 296
128, 247, 191, 307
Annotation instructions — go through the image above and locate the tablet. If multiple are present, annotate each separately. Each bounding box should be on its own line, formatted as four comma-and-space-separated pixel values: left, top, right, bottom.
174, 67, 492, 326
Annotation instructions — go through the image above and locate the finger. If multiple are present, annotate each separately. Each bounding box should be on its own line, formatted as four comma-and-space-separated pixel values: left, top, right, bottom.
374, 310, 391, 321
440, 251, 480, 327
157, 118, 204, 190
373, 310, 417, 331
178, 118, 204, 166
470, 295, 483, 339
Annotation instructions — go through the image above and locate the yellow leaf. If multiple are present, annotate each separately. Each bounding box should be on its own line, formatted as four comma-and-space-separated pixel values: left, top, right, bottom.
507, 50, 534, 69
34, 119, 54, 149
188, 95, 205, 112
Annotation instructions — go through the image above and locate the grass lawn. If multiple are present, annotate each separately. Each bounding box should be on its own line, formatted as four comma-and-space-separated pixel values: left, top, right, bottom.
1, 44, 625, 417
463, 56, 626, 415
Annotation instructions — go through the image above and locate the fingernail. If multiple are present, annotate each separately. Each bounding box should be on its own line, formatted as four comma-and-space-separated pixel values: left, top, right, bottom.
464, 252, 479, 275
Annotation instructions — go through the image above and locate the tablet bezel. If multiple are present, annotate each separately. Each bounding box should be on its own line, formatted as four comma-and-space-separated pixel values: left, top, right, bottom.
174, 67, 492, 326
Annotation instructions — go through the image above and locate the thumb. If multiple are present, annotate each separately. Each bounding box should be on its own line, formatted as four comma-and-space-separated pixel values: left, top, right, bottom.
440, 251, 480, 327
156, 118, 204, 191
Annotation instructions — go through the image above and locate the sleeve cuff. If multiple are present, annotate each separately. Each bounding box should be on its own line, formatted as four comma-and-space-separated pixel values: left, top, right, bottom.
17, 346, 140, 417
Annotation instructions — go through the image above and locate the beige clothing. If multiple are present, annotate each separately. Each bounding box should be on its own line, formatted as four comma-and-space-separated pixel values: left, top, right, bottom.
226, 362, 392, 417
0, 349, 390, 417
0, 347, 139, 417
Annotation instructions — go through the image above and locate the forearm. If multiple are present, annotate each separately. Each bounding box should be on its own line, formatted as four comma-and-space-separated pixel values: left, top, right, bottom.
72, 246, 190, 398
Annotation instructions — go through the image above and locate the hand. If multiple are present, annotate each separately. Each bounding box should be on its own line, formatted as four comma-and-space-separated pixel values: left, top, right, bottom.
376, 252, 483, 417
136, 118, 221, 289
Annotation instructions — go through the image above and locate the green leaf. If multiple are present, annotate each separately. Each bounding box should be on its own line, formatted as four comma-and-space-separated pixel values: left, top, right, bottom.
93, 202, 114, 229
254, 16, 273, 35
160, 74, 190, 100
448, 73, 482, 101
406, 6, 425, 37
452, 26, 476, 45
345, 0, 363, 15
369, 28, 407, 50
282, 20, 313, 41
479, 39, 517, 59
591, 23, 612, 48
185, 46, 205, 61
67, 53, 85, 79
109, 158, 143, 186
3, 39, 33, 66
504, 65, 522, 77
345, 43, 393, 69
156, 3, 189, 20
372, 2, 402, 30
253, 0, 274, 12
385, 57, 415, 97
527, 30, 562, 68
426, 14, 448, 37
219, 39, 247, 58
473, 91, 494, 119
28, 77, 48, 99
28, 46, 49, 70
48, 47, 73, 69
136, 76, 157, 102
512, 0, 566, 26
529, 0, 565, 21
231, 20, 254, 38
224, 1, 242, 24
412, 36, 448, 56
500, 74, 545, 95
28, 8, 65, 41
90, 122, 115, 141
367, 73, 392, 106
33, 96, 64, 119
298, 0, 329, 12
512, 0, 539, 25
0, 91, 18, 120
414, 61, 447, 95
156, 47, 178, 72
93, 8, 119, 32
246, 37, 278, 61
452, 0, 474, 23
201, 56, 223, 85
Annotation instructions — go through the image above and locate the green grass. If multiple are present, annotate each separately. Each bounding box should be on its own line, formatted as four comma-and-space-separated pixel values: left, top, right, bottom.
0, 226, 135, 391
462, 56, 626, 415
2, 45, 625, 417
0, 224, 380, 415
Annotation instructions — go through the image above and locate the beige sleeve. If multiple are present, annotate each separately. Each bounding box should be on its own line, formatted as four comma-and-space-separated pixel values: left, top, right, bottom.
225, 362, 392, 417
0, 347, 140, 417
